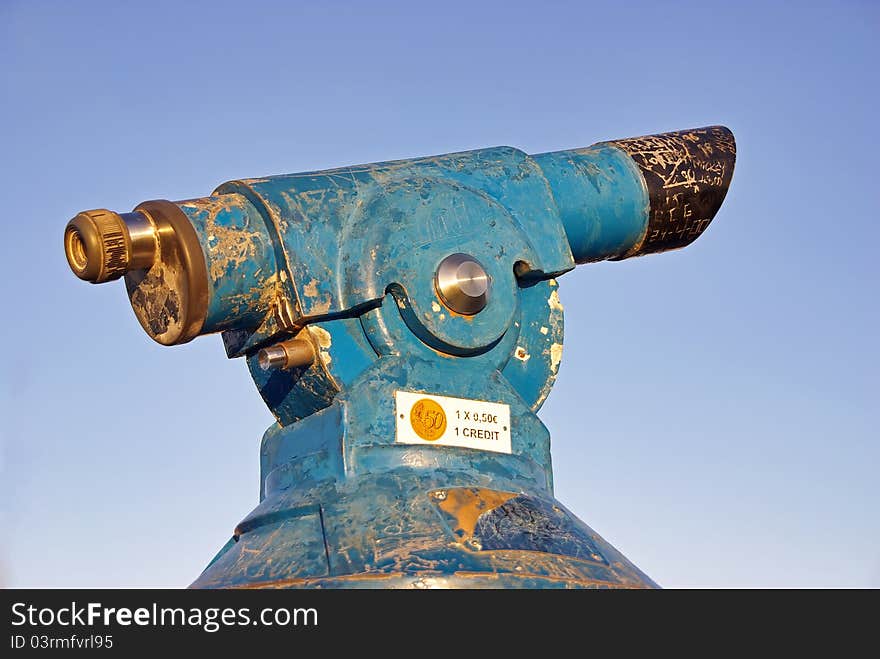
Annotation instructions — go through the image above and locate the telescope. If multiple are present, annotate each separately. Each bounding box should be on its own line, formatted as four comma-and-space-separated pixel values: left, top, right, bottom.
64, 126, 735, 588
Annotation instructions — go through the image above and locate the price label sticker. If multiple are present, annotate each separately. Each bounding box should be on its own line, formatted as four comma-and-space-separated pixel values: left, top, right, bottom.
395, 390, 512, 454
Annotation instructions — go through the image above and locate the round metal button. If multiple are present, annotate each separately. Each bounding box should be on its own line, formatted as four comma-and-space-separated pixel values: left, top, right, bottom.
434, 253, 490, 315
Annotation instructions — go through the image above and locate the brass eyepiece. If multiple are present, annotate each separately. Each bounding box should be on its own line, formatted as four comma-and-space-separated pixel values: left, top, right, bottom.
62, 200, 209, 345
64, 209, 157, 284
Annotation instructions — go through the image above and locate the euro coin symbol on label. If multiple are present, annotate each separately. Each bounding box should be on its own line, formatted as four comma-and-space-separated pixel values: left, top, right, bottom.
410, 398, 447, 441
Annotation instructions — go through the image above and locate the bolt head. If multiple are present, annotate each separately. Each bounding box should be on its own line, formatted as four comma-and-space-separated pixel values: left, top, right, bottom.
435, 253, 490, 315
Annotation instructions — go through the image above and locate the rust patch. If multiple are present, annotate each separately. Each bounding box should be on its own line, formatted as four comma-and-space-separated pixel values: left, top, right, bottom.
254, 272, 280, 312
549, 343, 563, 372
305, 324, 339, 393
126, 263, 184, 340
307, 325, 332, 367
223, 571, 647, 589
451, 571, 650, 589
433, 488, 518, 541
181, 198, 261, 283
303, 278, 320, 299
206, 223, 257, 282
230, 572, 403, 589
533, 279, 564, 410
302, 280, 332, 316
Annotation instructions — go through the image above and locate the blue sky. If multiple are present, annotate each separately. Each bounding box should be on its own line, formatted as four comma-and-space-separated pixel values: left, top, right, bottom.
1, 0, 877, 587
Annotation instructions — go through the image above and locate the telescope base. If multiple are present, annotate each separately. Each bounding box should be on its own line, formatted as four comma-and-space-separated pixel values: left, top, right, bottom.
191, 478, 658, 589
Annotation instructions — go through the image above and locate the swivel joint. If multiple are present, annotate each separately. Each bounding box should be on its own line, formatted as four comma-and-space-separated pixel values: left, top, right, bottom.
434, 253, 490, 316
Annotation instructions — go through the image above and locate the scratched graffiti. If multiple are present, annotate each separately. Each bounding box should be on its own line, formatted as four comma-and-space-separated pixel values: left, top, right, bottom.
608, 125, 736, 256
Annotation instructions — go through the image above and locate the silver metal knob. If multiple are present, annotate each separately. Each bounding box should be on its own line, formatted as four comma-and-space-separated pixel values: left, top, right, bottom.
434, 253, 490, 315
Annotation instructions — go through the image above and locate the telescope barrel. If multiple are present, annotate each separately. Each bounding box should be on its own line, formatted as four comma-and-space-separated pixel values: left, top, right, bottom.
63, 126, 735, 347
533, 125, 736, 263
64, 196, 277, 345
